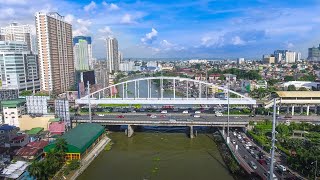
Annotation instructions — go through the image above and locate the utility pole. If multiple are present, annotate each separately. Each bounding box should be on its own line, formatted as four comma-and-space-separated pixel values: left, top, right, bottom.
312, 159, 318, 180
227, 74, 230, 144
87, 81, 92, 123
269, 98, 277, 180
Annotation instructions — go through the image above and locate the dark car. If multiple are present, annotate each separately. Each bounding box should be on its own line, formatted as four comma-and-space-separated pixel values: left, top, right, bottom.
117, 115, 125, 118
147, 113, 152, 116
284, 114, 292, 118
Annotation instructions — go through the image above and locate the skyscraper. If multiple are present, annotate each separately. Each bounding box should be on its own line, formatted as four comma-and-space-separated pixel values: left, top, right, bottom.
0, 41, 40, 91
285, 51, 296, 64
1, 23, 32, 51
73, 36, 92, 70
35, 12, 74, 94
106, 37, 119, 73
308, 44, 320, 61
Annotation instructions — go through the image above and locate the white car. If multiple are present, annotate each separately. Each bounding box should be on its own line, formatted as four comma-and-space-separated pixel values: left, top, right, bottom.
182, 110, 189, 114
97, 114, 105, 117
215, 112, 223, 117
277, 165, 287, 172
233, 132, 237, 136
150, 115, 157, 119
195, 111, 201, 114
232, 139, 236, 144
193, 114, 201, 118
161, 110, 168, 114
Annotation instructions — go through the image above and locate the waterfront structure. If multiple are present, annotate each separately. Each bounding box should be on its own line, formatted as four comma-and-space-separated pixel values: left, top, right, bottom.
1, 23, 32, 51
26, 96, 49, 115
44, 123, 105, 160
1, 99, 26, 127
0, 41, 40, 91
308, 44, 320, 61
106, 37, 119, 73
73, 36, 92, 70
35, 12, 74, 94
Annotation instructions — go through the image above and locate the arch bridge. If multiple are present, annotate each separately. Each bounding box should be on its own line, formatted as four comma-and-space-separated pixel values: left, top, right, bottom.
76, 76, 256, 105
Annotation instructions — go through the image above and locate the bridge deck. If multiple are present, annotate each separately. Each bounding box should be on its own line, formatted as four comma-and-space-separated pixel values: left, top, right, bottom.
76, 98, 256, 105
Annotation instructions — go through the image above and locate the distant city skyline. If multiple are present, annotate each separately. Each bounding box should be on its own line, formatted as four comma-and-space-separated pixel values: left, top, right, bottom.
1, 0, 320, 58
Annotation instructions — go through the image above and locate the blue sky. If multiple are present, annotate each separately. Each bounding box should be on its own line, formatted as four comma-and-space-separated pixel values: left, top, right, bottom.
1, 0, 320, 59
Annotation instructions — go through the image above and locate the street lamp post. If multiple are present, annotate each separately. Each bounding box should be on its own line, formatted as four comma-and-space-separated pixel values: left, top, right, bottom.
227, 75, 230, 144
269, 98, 277, 180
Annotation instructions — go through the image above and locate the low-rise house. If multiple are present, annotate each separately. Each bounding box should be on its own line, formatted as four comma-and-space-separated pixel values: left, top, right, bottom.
0, 124, 20, 147
10, 134, 29, 147
15, 140, 48, 160
49, 122, 66, 135
0, 161, 28, 179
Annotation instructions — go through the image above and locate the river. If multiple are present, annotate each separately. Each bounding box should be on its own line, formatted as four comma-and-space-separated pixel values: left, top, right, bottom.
78, 132, 234, 180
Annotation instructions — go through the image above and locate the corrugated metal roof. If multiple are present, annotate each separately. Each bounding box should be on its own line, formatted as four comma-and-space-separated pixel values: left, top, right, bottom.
0, 98, 25, 107
276, 91, 320, 98
26, 127, 44, 135
44, 123, 104, 154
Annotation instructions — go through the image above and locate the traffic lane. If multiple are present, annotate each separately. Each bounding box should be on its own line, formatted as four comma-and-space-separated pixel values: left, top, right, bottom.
231, 135, 267, 179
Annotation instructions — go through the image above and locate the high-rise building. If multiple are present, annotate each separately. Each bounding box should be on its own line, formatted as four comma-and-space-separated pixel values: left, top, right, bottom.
106, 37, 119, 73
308, 44, 320, 61
1, 23, 32, 51
296, 52, 301, 62
274, 50, 288, 63
237, 58, 245, 65
73, 36, 92, 70
0, 41, 40, 91
285, 51, 296, 64
263, 54, 275, 64
35, 12, 74, 94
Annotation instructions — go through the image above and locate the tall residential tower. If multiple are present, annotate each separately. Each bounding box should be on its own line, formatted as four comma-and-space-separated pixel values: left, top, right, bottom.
106, 37, 119, 73
35, 12, 74, 94
73, 36, 92, 71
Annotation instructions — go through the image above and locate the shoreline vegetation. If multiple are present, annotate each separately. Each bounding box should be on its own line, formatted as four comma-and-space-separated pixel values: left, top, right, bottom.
213, 133, 248, 179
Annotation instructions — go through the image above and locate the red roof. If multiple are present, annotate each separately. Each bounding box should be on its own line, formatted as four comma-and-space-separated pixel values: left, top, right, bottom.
49, 122, 66, 135
16, 140, 48, 157
209, 74, 221, 77
11, 135, 26, 141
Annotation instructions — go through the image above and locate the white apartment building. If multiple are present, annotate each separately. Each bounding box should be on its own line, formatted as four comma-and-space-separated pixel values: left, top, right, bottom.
285, 51, 296, 64
0, 41, 40, 91
106, 37, 119, 73
1, 23, 32, 52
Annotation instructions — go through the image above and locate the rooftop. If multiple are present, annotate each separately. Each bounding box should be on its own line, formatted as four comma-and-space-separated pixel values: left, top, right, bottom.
276, 91, 320, 98
16, 140, 48, 157
49, 118, 61, 122
26, 127, 44, 135
0, 124, 17, 131
0, 98, 26, 108
45, 123, 104, 154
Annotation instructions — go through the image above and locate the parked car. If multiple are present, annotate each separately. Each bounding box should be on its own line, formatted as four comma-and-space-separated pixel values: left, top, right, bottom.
258, 159, 267, 165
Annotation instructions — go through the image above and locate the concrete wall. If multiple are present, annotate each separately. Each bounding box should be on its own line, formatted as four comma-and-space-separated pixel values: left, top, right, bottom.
18, 115, 55, 131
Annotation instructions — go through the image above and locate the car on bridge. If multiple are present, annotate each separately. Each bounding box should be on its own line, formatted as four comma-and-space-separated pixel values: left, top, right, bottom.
249, 161, 257, 170
193, 114, 201, 118
117, 115, 125, 118
161, 110, 168, 114
182, 110, 189, 114
195, 111, 201, 114
150, 115, 157, 119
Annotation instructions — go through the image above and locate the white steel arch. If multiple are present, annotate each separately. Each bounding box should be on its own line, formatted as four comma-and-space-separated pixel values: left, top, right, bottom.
76, 76, 256, 105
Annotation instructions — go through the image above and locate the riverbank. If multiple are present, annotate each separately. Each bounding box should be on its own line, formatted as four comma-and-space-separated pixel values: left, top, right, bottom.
69, 135, 111, 180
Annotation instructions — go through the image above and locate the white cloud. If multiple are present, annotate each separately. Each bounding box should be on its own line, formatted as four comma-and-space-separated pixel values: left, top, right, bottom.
64, 14, 74, 24
1, 8, 15, 18
73, 19, 92, 36
109, 3, 120, 10
84, 1, 96, 12
286, 42, 294, 49
200, 33, 225, 47
98, 26, 113, 34
141, 28, 158, 44
102, 1, 107, 6
231, 36, 246, 45
121, 14, 135, 24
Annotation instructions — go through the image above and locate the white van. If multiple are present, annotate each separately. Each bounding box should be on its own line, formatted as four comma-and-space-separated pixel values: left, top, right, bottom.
161, 110, 168, 114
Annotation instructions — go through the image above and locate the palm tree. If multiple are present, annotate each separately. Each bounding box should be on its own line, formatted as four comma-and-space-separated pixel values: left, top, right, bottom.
55, 138, 68, 154
28, 161, 44, 179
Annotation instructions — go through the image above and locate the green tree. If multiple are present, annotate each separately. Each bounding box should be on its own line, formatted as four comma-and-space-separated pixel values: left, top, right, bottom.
298, 87, 308, 91
291, 64, 298, 69
276, 124, 290, 137
55, 138, 68, 154
28, 161, 45, 180
284, 76, 294, 81
287, 85, 296, 91
20, 90, 32, 96
267, 79, 279, 86
218, 75, 225, 80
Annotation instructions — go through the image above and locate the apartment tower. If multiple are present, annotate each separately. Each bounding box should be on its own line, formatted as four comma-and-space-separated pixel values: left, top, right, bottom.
106, 37, 119, 73
35, 12, 74, 94
1, 23, 32, 51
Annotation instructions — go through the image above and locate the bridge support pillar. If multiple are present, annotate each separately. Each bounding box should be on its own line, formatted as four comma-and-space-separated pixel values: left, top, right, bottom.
277, 106, 280, 115
189, 126, 194, 139
287, 106, 290, 114
300, 106, 303, 114
292, 106, 295, 116
307, 105, 310, 116
126, 125, 134, 138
